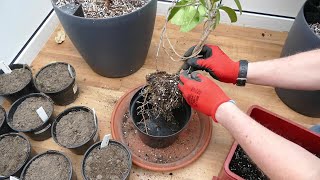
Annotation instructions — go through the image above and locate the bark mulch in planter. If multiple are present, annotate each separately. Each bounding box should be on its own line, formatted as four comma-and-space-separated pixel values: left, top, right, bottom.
229, 146, 269, 180
0, 135, 29, 177
84, 143, 130, 180
11, 97, 53, 131
0, 68, 32, 95
56, 110, 95, 147
24, 154, 69, 180
35, 63, 74, 93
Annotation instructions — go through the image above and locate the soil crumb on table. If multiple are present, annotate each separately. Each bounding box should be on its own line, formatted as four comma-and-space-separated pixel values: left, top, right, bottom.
12, 97, 52, 131
84, 143, 130, 180
230, 146, 269, 180
36, 63, 74, 93
0, 108, 5, 126
0, 68, 31, 94
56, 0, 149, 19
24, 154, 70, 180
56, 110, 95, 147
0, 136, 29, 177
309, 23, 320, 36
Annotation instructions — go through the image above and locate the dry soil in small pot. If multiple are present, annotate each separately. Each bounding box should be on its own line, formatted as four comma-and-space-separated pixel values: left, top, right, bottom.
0, 134, 30, 178
0, 67, 32, 95
55, 109, 95, 147
22, 152, 71, 180
10, 96, 53, 131
83, 142, 131, 180
35, 63, 75, 93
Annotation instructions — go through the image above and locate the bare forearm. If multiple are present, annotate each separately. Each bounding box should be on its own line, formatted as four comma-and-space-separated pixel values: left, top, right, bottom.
216, 102, 320, 180
247, 49, 320, 90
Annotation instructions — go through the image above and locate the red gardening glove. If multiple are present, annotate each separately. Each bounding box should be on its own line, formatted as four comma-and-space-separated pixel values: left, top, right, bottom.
178, 71, 231, 122
182, 45, 240, 84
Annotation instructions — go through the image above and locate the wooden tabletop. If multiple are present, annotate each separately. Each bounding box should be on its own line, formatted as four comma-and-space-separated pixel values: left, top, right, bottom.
4, 16, 320, 180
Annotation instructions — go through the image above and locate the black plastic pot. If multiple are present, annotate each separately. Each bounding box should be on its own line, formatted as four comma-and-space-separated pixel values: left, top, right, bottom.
7, 93, 54, 141
34, 62, 79, 106
51, 0, 157, 77
0, 64, 37, 103
0, 106, 15, 135
276, 0, 320, 117
52, 106, 99, 155
130, 87, 192, 148
20, 150, 74, 180
82, 140, 132, 180
0, 133, 32, 179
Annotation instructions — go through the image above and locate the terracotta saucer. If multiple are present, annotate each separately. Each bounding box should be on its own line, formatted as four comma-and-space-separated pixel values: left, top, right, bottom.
111, 85, 213, 171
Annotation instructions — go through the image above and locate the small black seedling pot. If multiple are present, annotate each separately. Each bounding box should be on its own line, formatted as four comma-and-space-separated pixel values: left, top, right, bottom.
0, 64, 37, 103
81, 140, 132, 180
0, 133, 32, 179
7, 93, 54, 141
20, 150, 74, 180
52, 106, 99, 155
0, 106, 15, 135
34, 62, 79, 106
130, 87, 192, 148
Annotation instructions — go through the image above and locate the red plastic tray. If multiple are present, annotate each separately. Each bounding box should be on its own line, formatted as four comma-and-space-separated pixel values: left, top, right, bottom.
217, 105, 320, 180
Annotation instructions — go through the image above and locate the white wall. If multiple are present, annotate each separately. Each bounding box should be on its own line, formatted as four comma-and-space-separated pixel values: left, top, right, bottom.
0, 0, 53, 65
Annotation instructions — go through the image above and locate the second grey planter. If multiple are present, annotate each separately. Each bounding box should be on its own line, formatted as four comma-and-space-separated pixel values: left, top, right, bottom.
276, 0, 320, 117
52, 0, 157, 77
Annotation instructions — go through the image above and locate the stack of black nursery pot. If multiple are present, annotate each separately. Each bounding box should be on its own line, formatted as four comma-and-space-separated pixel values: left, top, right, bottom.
0, 61, 133, 179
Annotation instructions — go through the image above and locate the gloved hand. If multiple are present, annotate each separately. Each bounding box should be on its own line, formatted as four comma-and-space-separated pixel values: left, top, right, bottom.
178, 71, 231, 122
182, 45, 240, 84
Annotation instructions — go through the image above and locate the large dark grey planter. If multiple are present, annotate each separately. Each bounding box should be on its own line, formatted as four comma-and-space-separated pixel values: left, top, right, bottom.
275, 0, 320, 117
52, 0, 157, 77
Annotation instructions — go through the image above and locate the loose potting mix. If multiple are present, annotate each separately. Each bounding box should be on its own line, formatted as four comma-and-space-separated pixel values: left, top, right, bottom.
55, 110, 95, 147
230, 146, 269, 180
84, 143, 130, 180
35, 63, 74, 93
0, 67, 32, 94
0, 135, 29, 177
56, 0, 149, 18
11, 97, 53, 131
24, 154, 70, 180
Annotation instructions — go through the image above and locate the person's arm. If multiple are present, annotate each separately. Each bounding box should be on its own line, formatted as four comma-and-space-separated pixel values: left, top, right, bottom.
247, 49, 320, 90
216, 102, 320, 180
183, 45, 320, 90
178, 71, 320, 180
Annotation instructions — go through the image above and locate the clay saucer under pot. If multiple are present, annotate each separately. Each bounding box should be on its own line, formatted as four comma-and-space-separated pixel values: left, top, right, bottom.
111, 85, 213, 171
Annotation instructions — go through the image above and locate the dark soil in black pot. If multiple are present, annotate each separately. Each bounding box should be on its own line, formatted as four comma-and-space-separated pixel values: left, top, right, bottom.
0, 68, 31, 95
229, 146, 269, 180
10, 97, 53, 131
0, 134, 30, 178
21, 151, 72, 180
35, 63, 74, 93
54, 110, 95, 147
83, 141, 131, 180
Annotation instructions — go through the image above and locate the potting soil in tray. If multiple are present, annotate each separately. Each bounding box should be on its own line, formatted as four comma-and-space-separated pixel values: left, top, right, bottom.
0, 136, 29, 177
0, 68, 31, 94
229, 146, 269, 180
56, 110, 95, 147
24, 154, 69, 180
56, 0, 149, 19
84, 143, 130, 180
11, 97, 52, 131
0, 108, 5, 126
35, 63, 74, 93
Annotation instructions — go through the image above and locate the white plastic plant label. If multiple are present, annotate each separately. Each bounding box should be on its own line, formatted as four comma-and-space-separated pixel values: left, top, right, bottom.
0, 61, 12, 74
73, 84, 78, 94
100, 134, 111, 148
68, 64, 74, 78
10, 176, 19, 180
36, 107, 49, 122
92, 108, 97, 127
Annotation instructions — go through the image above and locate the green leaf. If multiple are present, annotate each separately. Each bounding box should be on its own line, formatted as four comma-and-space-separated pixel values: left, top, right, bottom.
219, 6, 237, 23
168, 0, 189, 21
198, 4, 207, 20
215, 9, 220, 26
234, 0, 242, 14
170, 7, 186, 25
199, 0, 206, 6
180, 10, 201, 32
